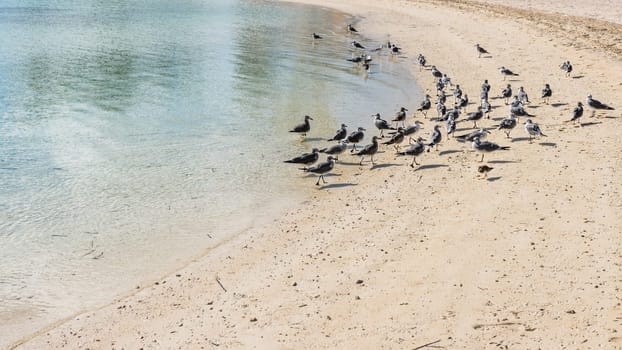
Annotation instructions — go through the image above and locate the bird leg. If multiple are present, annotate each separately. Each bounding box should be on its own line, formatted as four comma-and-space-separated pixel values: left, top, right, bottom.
473, 121, 478, 128
410, 157, 420, 167
359, 156, 364, 165
371, 155, 375, 165
479, 154, 484, 162
321, 175, 327, 184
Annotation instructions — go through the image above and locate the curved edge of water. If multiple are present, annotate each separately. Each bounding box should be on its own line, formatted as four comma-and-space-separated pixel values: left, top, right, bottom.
7, 1, 427, 347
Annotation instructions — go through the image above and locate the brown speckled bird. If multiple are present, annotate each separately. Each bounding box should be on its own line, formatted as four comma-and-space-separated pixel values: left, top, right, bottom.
477, 165, 494, 179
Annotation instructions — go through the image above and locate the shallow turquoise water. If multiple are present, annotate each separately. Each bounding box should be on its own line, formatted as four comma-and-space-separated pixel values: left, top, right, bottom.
0, 0, 421, 343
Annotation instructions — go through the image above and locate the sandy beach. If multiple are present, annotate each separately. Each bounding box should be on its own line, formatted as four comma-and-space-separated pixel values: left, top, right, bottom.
9, 0, 621, 348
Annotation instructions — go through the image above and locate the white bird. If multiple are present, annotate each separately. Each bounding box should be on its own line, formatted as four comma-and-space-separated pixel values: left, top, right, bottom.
524, 119, 546, 142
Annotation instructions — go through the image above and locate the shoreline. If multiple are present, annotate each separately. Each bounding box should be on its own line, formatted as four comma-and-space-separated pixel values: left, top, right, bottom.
12, 0, 622, 348
2, 3, 424, 348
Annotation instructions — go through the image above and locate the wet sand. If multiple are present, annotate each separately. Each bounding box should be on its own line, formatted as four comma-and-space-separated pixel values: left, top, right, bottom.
10, 0, 622, 348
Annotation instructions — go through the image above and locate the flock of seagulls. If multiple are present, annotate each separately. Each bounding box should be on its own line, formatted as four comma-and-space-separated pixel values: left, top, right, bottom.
285, 22, 616, 185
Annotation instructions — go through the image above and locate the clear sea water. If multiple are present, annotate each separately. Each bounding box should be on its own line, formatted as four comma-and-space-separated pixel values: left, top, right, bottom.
0, 0, 421, 345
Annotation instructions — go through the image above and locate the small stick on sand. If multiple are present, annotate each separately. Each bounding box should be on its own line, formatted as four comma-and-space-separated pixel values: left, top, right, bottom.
413, 339, 441, 350
215, 275, 227, 292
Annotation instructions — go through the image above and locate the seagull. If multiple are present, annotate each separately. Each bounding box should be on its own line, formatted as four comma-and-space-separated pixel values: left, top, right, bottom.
417, 94, 432, 117
465, 107, 484, 128
347, 24, 358, 33
284, 148, 319, 165
438, 106, 460, 122
446, 115, 456, 138
436, 78, 445, 93
431, 65, 443, 78
455, 128, 490, 142
351, 40, 365, 50
497, 116, 518, 138
560, 61, 572, 77
517, 86, 529, 104
524, 119, 546, 142
398, 120, 424, 142
510, 97, 535, 119
453, 84, 463, 101
501, 84, 512, 104
397, 137, 426, 167
392, 107, 408, 128
568, 102, 584, 125
481, 79, 491, 93
390, 44, 402, 55
417, 54, 426, 71
426, 125, 442, 152
346, 127, 366, 152
477, 165, 494, 179
441, 74, 452, 87
475, 43, 489, 58
302, 156, 335, 186
499, 66, 519, 80
457, 94, 469, 111
541, 84, 552, 104
312, 33, 322, 40
480, 88, 489, 102
373, 113, 396, 137
383, 127, 405, 151
586, 94, 614, 111
481, 99, 492, 118
436, 100, 447, 118
437, 90, 447, 105
328, 123, 348, 141
289, 115, 313, 137
356, 136, 379, 165
472, 137, 510, 162
319, 140, 348, 159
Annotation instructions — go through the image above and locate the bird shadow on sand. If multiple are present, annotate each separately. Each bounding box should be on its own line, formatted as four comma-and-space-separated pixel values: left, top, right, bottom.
455, 127, 475, 132
527, 105, 540, 109
491, 117, 505, 121
550, 103, 568, 108
486, 176, 502, 182
370, 163, 402, 170
579, 121, 603, 127
572, 75, 584, 79
338, 161, 366, 166
439, 149, 462, 156
482, 55, 493, 59
488, 160, 520, 164
508, 79, 521, 82
414, 163, 448, 171
539, 142, 557, 147
319, 183, 357, 190
511, 137, 531, 142
302, 137, 326, 142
